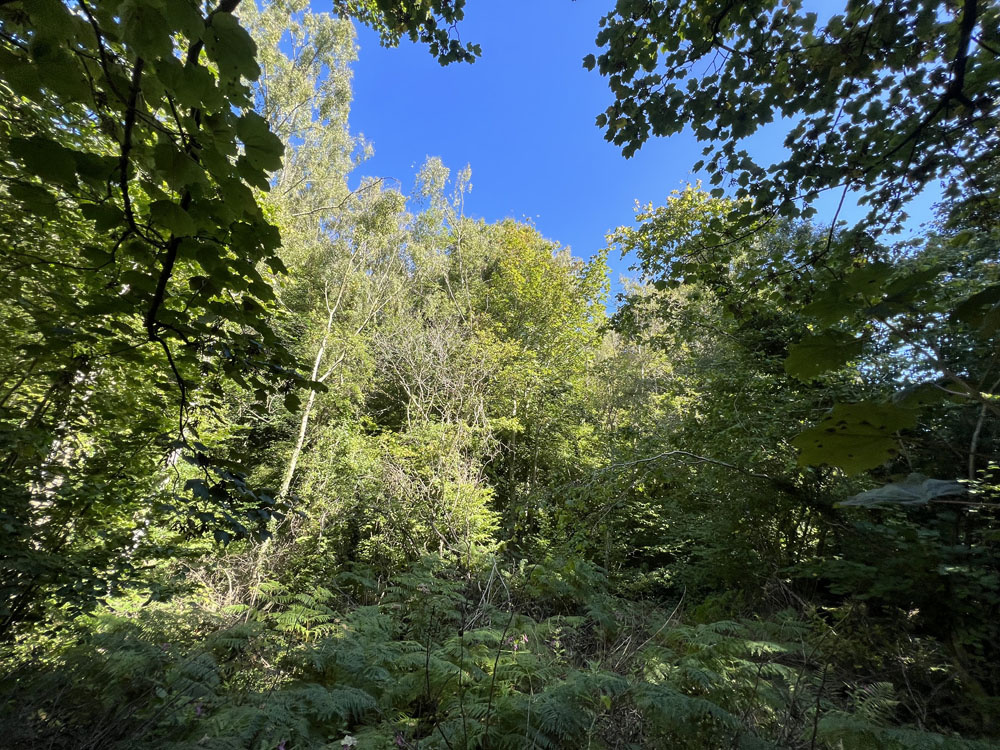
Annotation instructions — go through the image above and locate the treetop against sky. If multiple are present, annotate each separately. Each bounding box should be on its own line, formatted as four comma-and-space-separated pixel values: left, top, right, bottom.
347, 0, 943, 289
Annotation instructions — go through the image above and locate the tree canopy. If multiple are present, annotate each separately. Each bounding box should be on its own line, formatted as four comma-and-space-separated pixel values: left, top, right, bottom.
1, 1, 998, 748
588, 0, 999, 227
588, 0, 1000, 477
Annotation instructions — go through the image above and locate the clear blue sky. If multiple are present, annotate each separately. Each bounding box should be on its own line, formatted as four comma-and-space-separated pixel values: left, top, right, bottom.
344, 1, 937, 290
346, 1, 702, 288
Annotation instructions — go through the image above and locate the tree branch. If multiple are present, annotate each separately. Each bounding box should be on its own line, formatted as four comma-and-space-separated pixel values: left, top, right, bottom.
145, 0, 242, 338
604, 449, 778, 482
119, 57, 144, 231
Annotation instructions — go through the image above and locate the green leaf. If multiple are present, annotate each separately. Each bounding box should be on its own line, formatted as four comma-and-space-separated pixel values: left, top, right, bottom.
81, 245, 114, 265
236, 155, 270, 191
74, 152, 118, 185
121, 0, 172, 60
9, 183, 59, 218
802, 289, 855, 325
121, 269, 159, 294
153, 141, 204, 190
0, 46, 42, 98
150, 200, 196, 236
784, 331, 864, 381
892, 382, 951, 409
204, 12, 260, 82
237, 111, 284, 172
213, 529, 232, 545
843, 262, 891, 295
81, 202, 125, 232
9, 137, 77, 187
216, 177, 257, 218
793, 402, 918, 475
185, 478, 211, 499
952, 283, 1000, 336
884, 267, 940, 302
160, 0, 204, 40
33, 47, 91, 102
26, 0, 78, 40
155, 57, 223, 111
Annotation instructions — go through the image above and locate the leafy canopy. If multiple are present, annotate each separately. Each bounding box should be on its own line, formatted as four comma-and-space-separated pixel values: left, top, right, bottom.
587, 0, 1000, 229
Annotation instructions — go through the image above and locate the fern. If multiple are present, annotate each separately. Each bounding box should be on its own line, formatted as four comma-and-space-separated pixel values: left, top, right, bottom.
816, 715, 1000, 750
4, 557, 997, 749
635, 680, 747, 744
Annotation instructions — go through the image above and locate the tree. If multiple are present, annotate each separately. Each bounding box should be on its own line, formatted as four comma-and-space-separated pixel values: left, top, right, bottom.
0, 0, 476, 635
587, 0, 999, 228
587, 0, 1000, 475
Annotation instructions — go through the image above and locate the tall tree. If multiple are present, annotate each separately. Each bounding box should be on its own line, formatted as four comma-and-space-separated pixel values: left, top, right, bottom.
0, 0, 476, 635
587, 0, 1000, 475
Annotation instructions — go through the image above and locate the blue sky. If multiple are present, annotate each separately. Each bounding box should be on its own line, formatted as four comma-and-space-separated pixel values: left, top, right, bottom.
346, 1, 702, 287
344, 1, 937, 291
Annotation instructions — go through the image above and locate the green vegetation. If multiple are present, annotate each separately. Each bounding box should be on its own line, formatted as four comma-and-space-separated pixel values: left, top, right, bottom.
1, 0, 998, 748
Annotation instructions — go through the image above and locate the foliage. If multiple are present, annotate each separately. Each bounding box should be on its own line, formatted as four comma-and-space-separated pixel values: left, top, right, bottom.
1, 0, 998, 747
588, 0, 999, 227
9, 557, 989, 750
589, 1, 1000, 478
0, 0, 476, 637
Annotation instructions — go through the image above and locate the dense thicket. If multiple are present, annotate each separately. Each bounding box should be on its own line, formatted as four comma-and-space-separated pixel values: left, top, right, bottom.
1, 0, 998, 748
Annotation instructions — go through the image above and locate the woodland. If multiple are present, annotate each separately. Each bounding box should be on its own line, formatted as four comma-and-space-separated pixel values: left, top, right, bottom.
0, 0, 999, 747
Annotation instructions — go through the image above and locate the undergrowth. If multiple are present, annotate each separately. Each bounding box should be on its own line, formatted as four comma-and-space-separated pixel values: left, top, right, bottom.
1, 555, 993, 750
